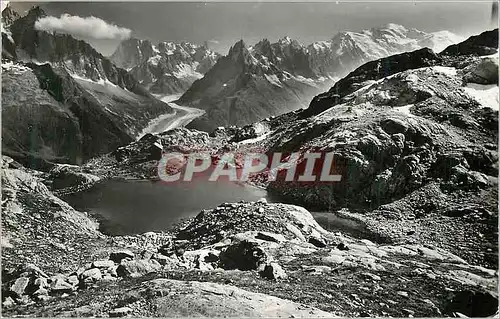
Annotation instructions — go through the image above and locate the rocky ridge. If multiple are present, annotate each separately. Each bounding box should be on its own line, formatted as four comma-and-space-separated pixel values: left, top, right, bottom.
110, 38, 220, 95
1, 6, 174, 167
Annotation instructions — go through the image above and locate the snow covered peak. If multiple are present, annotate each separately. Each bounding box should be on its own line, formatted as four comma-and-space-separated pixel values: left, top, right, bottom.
110, 37, 220, 94
278, 36, 293, 45
110, 37, 155, 69
306, 23, 464, 80
417, 30, 465, 52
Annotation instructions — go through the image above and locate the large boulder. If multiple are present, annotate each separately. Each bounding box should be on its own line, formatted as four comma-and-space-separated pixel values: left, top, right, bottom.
48, 164, 101, 190
116, 259, 161, 278
109, 250, 135, 263
141, 279, 333, 317
259, 262, 287, 280
219, 240, 269, 271
463, 56, 499, 85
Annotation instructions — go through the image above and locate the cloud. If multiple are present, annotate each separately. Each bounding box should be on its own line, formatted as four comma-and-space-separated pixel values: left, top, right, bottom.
1, 1, 9, 12
35, 14, 131, 40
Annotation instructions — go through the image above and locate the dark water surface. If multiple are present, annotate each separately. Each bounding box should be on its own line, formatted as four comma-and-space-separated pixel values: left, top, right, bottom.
64, 179, 369, 239
64, 179, 268, 235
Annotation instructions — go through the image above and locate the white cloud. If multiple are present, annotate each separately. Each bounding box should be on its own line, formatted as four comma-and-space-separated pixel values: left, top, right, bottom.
1, 1, 9, 12
35, 14, 131, 40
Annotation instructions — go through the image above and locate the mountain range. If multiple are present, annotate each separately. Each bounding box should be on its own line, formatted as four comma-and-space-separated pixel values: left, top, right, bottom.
110, 38, 220, 95
1, 5, 465, 165
176, 23, 463, 131
1, 6, 173, 167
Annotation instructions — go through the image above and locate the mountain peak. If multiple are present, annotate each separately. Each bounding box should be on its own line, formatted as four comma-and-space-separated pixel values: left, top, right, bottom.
1, 3, 20, 25
27, 6, 46, 19
380, 23, 407, 31
228, 40, 248, 56
278, 36, 292, 45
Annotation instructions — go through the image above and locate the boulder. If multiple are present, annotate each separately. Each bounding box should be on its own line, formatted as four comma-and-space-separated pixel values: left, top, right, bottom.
109, 250, 135, 263
463, 57, 499, 85
32, 287, 49, 299
2, 297, 15, 308
50, 276, 74, 292
308, 236, 327, 248
255, 232, 284, 243
302, 265, 332, 274
116, 259, 161, 278
107, 265, 119, 277
109, 306, 133, 318
184, 250, 220, 271
67, 275, 79, 287
10, 277, 29, 297
80, 268, 102, 285
259, 263, 287, 280
140, 249, 155, 260
34, 277, 49, 289
380, 118, 409, 135
20, 264, 48, 278
49, 165, 101, 190
151, 253, 178, 267
92, 260, 115, 269
158, 243, 175, 256
219, 240, 269, 270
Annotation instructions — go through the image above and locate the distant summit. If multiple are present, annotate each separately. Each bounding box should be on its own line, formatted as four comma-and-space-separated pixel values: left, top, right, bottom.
307, 23, 464, 79
110, 38, 220, 94
177, 23, 464, 131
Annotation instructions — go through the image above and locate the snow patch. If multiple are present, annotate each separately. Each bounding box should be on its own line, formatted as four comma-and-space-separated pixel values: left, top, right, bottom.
432, 66, 457, 77
70, 73, 120, 88
264, 74, 283, 88
148, 54, 162, 66
463, 83, 499, 111
1, 61, 30, 74
393, 104, 414, 116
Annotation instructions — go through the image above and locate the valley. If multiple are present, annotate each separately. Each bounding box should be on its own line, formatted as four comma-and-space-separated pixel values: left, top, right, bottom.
1, 3, 498, 318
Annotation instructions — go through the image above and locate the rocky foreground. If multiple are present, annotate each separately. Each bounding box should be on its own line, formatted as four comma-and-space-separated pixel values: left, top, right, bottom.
1, 156, 498, 317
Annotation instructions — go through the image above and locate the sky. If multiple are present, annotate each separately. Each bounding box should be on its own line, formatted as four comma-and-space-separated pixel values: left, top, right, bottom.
7, 1, 499, 56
